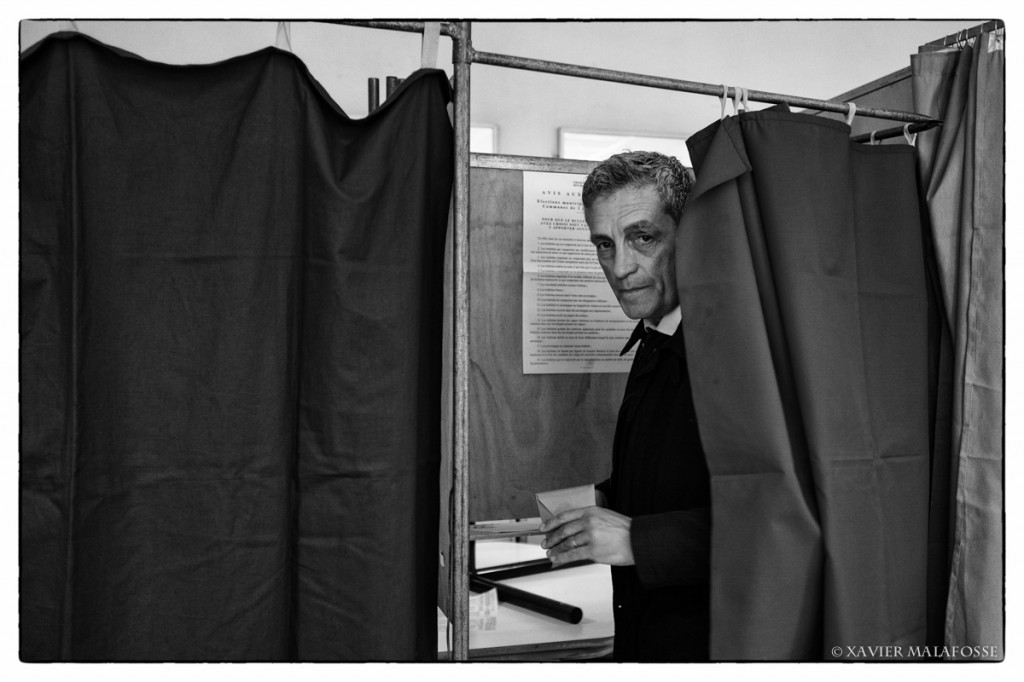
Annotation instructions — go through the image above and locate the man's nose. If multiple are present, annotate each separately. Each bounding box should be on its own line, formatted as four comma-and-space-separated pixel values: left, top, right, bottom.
612, 246, 637, 280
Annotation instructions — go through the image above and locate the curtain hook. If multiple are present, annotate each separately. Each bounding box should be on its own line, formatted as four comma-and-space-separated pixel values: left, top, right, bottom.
869, 130, 877, 145
275, 21, 293, 52
844, 102, 857, 128
732, 86, 748, 114
720, 85, 729, 120
742, 87, 750, 112
420, 21, 441, 69
903, 123, 917, 147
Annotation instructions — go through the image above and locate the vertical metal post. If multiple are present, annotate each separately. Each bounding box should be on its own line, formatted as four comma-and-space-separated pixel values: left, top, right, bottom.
367, 77, 379, 113
450, 20, 472, 662
386, 75, 399, 99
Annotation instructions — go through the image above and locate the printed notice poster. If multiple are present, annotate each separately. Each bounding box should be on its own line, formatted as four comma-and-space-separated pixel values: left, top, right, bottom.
522, 171, 635, 374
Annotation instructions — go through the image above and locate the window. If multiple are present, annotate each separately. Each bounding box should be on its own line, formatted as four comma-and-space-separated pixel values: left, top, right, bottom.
558, 128, 691, 166
470, 124, 499, 154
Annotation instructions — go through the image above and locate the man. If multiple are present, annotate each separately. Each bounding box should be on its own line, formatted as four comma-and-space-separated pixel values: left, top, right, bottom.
540, 151, 711, 662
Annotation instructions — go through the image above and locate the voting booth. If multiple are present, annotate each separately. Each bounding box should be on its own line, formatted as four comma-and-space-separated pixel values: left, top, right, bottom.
19, 19, 1003, 662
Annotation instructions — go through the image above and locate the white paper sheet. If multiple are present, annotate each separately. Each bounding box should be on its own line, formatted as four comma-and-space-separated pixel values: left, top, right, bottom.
522, 171, 635, 374
468, 588, 498, 631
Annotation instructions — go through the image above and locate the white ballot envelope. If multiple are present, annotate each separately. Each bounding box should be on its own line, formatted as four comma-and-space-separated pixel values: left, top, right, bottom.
536, 484, 596, 522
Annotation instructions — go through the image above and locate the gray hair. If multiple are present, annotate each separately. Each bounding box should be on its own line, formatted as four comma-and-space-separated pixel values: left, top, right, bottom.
581, 150, 695, 223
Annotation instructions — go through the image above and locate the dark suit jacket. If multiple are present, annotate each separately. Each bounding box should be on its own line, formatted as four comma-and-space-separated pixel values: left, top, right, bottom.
597, 321, 711, 662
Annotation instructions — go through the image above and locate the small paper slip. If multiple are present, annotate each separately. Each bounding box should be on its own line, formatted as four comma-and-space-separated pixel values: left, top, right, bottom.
470, 519, 543, 539
536, 484, 596, 522
469, 588, 498, 631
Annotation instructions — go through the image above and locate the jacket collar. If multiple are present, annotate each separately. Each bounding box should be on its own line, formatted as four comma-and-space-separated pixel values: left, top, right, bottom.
620, 321, 647, 356
619, 306, 685, 358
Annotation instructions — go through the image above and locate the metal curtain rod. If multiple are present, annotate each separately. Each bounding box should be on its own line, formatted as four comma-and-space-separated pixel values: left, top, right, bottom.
470, 49, 937, 125
851, 120, 941, 144
924, 19, 1003, 47
327, 19, 462, 37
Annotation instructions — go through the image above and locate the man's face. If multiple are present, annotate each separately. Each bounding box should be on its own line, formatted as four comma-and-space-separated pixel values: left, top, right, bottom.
584, 184, 678, 321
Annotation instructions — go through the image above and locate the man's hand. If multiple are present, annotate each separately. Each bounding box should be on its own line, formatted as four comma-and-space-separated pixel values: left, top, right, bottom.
540, 506, 634, 567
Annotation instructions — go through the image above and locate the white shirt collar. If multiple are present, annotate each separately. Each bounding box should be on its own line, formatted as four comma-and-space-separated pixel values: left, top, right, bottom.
644, 306, 682, 335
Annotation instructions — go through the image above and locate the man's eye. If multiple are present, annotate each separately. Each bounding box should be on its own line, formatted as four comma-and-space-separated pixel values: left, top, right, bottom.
636, 234, 654, 244
595, 241, 612, 251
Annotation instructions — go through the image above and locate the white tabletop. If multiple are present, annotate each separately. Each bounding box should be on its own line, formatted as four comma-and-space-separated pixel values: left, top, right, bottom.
437, 539, 614, 660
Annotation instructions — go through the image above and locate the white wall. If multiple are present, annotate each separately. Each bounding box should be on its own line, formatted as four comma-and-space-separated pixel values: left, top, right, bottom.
20, 19, 975, 157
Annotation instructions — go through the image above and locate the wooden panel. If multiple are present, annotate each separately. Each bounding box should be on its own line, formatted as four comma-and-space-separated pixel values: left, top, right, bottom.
468, 167, 625, 521
830, 67, 912, 105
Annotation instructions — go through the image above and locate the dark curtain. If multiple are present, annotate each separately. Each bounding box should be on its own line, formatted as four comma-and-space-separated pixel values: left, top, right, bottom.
677, 107, 933, 659
20, 33, 453, 661
912, 31, 1004, 654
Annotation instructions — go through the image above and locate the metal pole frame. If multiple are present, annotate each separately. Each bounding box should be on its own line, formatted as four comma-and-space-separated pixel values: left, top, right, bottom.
334, 20, 937, 126
450, 20, 472, 662
923, 19, 1003, 47
327, 20, 945, 662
